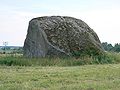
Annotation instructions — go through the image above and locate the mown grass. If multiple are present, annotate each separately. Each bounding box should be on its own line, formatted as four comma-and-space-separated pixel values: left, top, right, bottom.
0, 64, 120, 90
0, 52, 120, 90
0, 52, 120, 66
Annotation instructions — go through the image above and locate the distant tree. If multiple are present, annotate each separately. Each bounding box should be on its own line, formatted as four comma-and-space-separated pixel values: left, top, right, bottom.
113, 43, 120, 52
102, 42, 120, 53
102, 42, 108, 51
107, 44, 113, 51
102, 42, 113, 51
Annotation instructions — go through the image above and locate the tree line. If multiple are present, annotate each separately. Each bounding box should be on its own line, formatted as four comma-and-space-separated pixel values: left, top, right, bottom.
102, 42, 120, 52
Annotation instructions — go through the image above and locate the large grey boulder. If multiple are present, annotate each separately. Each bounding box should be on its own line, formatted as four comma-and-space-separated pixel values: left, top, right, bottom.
23, 16, 103, 57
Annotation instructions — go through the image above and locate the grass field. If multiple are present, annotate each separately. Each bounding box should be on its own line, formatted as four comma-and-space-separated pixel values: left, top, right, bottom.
0, 52, 120, 90
0, 64, 120, 90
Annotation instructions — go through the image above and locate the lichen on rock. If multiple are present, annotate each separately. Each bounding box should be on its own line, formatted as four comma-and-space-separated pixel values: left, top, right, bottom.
23, 16, 104, 57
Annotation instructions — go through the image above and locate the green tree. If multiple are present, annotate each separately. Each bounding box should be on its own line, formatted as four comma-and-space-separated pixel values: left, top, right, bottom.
113, 43, 120, 52
102, 42, 113, 51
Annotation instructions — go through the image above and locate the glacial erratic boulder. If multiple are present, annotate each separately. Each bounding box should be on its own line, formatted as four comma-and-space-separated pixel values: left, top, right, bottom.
23, 16, 104, 57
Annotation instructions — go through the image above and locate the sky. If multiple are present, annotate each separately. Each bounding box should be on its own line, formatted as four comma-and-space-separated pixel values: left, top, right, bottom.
0, 0, 120, 46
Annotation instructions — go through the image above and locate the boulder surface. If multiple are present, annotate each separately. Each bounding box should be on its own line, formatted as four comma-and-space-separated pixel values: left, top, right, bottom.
23, 16, 103, 57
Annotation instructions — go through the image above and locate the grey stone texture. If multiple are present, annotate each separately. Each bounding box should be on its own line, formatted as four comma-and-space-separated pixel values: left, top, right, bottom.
23, 16, 103, 57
